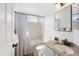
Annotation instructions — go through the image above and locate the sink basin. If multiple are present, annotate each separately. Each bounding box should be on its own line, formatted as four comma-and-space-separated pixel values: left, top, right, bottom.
53, 44, 74, 55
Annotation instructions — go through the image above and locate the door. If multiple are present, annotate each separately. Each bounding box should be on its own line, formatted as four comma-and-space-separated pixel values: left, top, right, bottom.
0, 3, 6, 56
0, 3, 14, 56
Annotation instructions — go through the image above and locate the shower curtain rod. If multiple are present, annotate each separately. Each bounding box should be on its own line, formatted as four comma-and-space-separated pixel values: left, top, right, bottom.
14, 11, 45, 18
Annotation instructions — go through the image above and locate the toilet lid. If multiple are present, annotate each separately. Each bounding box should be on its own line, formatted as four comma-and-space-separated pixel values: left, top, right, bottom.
36, 45, 46, 50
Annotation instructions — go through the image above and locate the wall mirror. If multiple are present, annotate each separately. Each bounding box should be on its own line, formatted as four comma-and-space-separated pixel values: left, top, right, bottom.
54, 5, 72, 32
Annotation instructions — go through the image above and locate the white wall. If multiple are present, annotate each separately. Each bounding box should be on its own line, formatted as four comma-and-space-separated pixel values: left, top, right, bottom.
42, 4, 74, 42
54, 31, 73, 42
43, 17, 54, 42
73, 30, 79, 46
44, 15, 73, 43
42, 4, 79, 45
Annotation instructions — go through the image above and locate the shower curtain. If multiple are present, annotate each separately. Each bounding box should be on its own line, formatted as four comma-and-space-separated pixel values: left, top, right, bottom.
15, 13, 30, 56
15, 12, 44, 56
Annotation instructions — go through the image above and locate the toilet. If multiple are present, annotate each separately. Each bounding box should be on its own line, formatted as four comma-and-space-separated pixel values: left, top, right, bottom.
34, 44, 46, 56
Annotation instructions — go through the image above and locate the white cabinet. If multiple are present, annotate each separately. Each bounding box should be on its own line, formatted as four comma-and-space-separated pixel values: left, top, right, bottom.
35, 44, 59, 56
43, 46, 59, 56
6, 3, 15, 56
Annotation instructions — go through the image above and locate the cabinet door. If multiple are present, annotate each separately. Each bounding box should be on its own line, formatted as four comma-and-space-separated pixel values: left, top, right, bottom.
43, 47, 59, 56
6, 3, 15, 56
0, 3, 14, 56
43, 51, 51, 56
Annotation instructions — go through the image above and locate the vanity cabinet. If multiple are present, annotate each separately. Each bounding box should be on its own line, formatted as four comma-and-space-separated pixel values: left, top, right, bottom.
43, 46, 59, 56
35, 44, 59, 56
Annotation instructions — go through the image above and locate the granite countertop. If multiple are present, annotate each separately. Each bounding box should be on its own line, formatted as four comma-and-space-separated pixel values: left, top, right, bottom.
44, 40, 79, 56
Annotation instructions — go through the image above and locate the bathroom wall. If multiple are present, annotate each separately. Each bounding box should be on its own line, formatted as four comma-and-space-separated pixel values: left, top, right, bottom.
54, 30, 79, 46
42, 4, 78, 44
54, 31, 73, 42
73, 30, 79, 46
43, 16, 55, 42
44, 15, 73, 42
42, 4, 74, 42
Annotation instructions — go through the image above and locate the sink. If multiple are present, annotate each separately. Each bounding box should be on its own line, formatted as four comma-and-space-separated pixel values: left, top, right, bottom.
53, 44, 74, 55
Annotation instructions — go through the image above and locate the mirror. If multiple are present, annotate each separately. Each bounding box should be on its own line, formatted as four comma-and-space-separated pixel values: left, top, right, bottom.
72, 5, 79, 30
54, 5, 72, 32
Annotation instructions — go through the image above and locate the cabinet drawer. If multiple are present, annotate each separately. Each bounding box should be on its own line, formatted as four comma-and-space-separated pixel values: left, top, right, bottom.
44, 47, 58, 56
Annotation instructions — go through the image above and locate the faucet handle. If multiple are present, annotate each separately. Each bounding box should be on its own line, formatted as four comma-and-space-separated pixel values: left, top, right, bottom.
54, 37, 59, 41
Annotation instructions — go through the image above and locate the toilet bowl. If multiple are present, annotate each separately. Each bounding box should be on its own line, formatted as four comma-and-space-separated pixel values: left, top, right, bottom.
35, 44, 46, 56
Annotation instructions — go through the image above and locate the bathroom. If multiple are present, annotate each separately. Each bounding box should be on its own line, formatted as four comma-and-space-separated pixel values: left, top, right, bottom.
0, 3, 79, 56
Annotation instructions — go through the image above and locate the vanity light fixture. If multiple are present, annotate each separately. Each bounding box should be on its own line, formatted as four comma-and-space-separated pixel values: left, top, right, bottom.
55, 3, 65, 9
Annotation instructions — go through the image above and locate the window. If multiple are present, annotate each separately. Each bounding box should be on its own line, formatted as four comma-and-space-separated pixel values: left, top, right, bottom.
27, 15, 38, 22
73, 14, 79, 21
